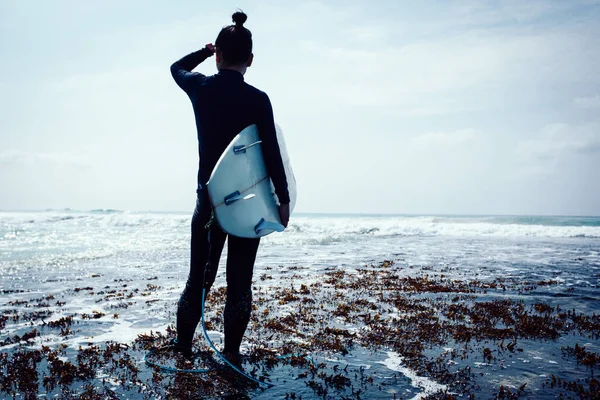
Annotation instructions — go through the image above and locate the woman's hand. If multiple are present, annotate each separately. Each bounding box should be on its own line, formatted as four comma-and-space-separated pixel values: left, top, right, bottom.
279, 203, 290, 228
205, 43, 216, 54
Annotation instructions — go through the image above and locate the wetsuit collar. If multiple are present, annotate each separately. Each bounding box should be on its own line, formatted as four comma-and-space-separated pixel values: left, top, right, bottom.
217, 69, 244, 81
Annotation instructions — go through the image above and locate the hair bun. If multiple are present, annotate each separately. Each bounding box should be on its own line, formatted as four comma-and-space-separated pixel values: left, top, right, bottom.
232, 11, 247, 27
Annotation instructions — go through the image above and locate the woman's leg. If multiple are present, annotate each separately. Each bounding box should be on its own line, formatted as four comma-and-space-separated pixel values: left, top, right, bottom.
176, 191, 226, 351
223, 235, 260, 358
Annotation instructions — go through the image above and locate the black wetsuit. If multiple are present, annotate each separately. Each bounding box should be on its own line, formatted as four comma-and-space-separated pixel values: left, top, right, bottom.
171, 47, 289, 355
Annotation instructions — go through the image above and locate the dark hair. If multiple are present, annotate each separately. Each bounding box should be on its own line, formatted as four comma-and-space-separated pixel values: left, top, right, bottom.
215, 11, 253, 65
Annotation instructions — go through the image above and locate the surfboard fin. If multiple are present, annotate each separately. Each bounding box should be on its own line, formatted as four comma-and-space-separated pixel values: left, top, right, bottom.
224, 191, 256, 206
254, 218, 285, 235
233, 140, 262, 154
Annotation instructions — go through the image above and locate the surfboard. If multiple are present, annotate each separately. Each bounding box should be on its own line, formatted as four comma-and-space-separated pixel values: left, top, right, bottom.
206, 124, 297, 238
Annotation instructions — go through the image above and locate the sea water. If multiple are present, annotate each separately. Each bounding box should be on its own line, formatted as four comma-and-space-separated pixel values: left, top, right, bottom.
1, 210, 599, 398
3, 211, 598, 301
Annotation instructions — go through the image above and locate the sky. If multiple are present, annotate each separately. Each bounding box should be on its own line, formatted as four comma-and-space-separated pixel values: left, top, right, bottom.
1, 0, 599, 215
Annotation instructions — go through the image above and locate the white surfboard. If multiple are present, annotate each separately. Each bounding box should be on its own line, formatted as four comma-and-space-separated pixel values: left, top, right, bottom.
206, 124, 297, 238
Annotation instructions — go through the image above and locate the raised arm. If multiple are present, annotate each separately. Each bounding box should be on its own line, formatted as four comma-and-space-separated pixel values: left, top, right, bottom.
170, 45, 215, 93
257, 93, 290, 207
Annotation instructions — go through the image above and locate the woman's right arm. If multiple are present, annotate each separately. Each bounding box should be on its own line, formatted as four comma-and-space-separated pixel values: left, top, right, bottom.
170, 45, 215, 93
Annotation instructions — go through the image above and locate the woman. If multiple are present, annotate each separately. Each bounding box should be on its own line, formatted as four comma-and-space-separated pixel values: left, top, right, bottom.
170, 11, 290, 366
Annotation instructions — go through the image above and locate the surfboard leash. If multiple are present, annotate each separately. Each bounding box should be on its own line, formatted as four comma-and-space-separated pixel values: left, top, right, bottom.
199, 288, 275, 387
143, 288, 313, 387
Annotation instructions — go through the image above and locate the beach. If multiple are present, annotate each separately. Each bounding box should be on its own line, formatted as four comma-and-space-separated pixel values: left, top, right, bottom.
1, 210, 599, 399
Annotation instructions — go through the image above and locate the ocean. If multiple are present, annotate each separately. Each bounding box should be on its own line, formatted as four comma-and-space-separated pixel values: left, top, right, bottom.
1, 210, 599, 399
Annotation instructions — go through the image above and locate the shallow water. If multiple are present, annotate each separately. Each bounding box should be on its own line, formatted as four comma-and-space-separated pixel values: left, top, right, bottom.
1, 211, 599, 398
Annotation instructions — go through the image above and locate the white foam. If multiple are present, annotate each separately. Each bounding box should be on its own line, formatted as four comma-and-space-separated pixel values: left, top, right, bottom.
274, 216, 600, 240
474, 362, 491, 367
378, 351, 448, 399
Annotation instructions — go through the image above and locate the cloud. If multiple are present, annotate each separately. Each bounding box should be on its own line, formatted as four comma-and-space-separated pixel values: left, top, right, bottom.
341, 25, 386, 44
574, 95, 600, 109
280, 13, 600, 117
517, 122, 600, 163
452, 0, 597, 26
0, 150, 92, 168
412, 129, 477, 147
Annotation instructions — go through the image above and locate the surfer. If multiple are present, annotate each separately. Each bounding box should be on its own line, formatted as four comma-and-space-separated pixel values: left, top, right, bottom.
170, 11, 290, 367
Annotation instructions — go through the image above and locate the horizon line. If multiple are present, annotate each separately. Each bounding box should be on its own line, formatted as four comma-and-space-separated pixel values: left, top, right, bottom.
0, 208, 599, 218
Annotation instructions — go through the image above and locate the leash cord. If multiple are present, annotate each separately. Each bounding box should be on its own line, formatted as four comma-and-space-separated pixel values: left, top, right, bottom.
144, 288, 312, 387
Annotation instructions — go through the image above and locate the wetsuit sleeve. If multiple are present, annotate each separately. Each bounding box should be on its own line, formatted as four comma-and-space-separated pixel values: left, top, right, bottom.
257, 93, 290, 204
170, 47, 214, 93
